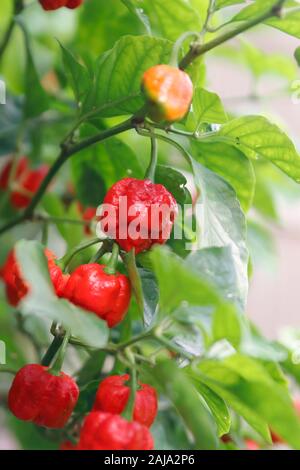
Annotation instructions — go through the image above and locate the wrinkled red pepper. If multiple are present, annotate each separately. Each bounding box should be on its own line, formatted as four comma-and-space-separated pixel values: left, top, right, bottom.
101, 178, 177, 254
8, 364, 79, 429
93, 374, 158, 428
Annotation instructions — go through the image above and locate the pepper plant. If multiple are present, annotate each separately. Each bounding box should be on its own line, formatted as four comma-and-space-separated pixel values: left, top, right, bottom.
1, 0, 300, 450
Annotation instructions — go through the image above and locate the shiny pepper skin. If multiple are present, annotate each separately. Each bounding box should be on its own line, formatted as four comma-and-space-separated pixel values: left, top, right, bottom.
0, 248, 68, 306
142, 64, 193, 122
93, 375, 158, 428
39, 0, 67, 10
101, 178, 178, 254
39, 0, 83, 10
78, 411, 154, 450
8, 364, 79, 429
63, 264, 131, 328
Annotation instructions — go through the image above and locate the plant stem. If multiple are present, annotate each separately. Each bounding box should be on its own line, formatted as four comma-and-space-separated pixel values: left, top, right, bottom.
104, 243, 120, 275
60, 238, 104, 272
0, 367, 17, 375
48, 329, 70, 375
117, 330, 154, 350
155, 334, 193, 360
179, 0, 286, 69
145, 134, 158, 182
122, 360, 137, 421
42, 335, 64, 367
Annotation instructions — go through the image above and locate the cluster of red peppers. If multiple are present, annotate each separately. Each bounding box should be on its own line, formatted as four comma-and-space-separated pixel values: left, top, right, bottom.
39, 0, 83, 11
0, 156, 49, 210
1, 62, 194, 450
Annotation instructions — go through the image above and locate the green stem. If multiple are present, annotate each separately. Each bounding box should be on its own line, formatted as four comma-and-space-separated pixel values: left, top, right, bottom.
89, 241, 110, 263
155, 334, 193, 360
60, 238, 104, 272
179, 0, 286, 69
145, 134, 158, 182
0, 367, 17, 375
104, 243, 120, 275
48, 330, 70, 376
41, 335, 64, 367
121, 353, 137, 421
117, 330, 153, 350
170, 31, 201, 67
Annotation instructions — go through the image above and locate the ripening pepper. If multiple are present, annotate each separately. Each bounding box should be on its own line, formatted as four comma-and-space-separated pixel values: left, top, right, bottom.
101, 178, 177, 254
0, 157, 29, 191
8, 364, 79, 429
78, 411, 154, 450
0, 248, 68, 306
77, 203, 97, 235
39, 0, 67, 10
142, 64, 193, 122
93, 375, 158, 428
10, 164, 49, 210
63, 263, 131, 328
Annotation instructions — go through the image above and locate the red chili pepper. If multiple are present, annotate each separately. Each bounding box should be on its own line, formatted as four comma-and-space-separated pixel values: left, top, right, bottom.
78, 411, 154, 450
0, 157, 29, 191
8, 364, 79, 429
39, 0, 67, 10
142, 64, 193, 122
0, 248, 69, 306
10, 164, 49, 209
93, 374, 158, 428
101, 178, 177, 254
63, 263, 131, 328
66, 0, 83, 8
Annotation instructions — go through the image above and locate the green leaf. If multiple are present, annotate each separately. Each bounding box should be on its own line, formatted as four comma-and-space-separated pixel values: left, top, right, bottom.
215, 115, 300, 182
216, 0, 245, 9
191, 141, 255, 213
241, 40, 296, 81
266, 10, 300, 40
60, 43, 91, 104
152, 360, 219, 449
196, 382, 231, 437
190, 160, 249, 311
123, 250, 157, 325
127, 0, 204, 41
231, 0, 277, 21
295, 46, 300, 67
72, 157, 106, 207
212, 303, 242, 348
191, 353, 300, 448
150, 246, 221, 316
187, 247, 245, 311
155, 165, 189, 205
22, 26, 50, 119
15, 240, 109, 349
84, 35, 173, 118
187, 87, 228, 129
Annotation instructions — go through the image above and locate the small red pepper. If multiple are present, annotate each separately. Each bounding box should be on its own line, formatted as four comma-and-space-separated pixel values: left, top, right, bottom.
66, 0, 83, 8
39, 0, 83, 10
10, 164, 49, 210
77, 203, 97, 235
93, 374, 158, 428
60, 440, 78, 450
0, 248, 69, 306
8, 364, 79, 429
245, 439, 260, 451
142, 64, 193, 122
63, 263, 131, 328
39, 0, 67, 10
78, 411, 154, 450
101, 178, 177, 254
